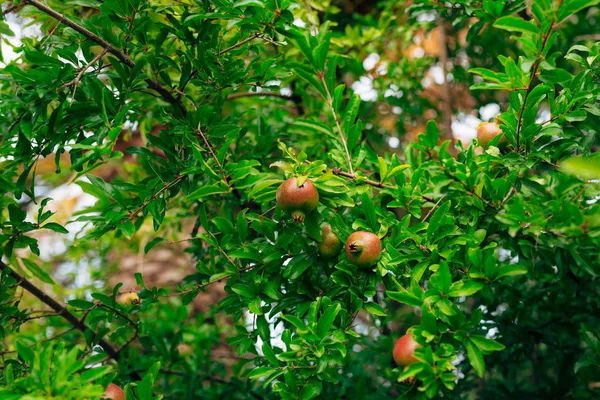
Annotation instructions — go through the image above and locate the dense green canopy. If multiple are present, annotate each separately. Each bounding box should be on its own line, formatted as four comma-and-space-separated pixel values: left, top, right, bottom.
1, 0, 599, 399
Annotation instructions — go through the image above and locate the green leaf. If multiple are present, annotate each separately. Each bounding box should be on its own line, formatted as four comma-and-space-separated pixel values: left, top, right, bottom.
493, 16, 540, 34
262, 342, 280, 366
187, 183, 230, 201
281, 314, 307, 332
560, 154, 600, 180
361, 193, 378, 232
248, 366, 275, 380
291, 65, 326, 98
16, 341, 34, 364
437, 262, 452, 293
284, 254, 312, 280
364, 302, 387, 317
343, 94, 361, 132
40, 222, 69, 234
299, 380, 322, 400
68, 299, 96, 309
447, 281, 484, 297
231, 284, 255, 298
316, 303, 341, 339
0, 21, 15, 36
293, 119, 334, 136
557, 0, 600, 23
470, 335, 506, 352
495, 265, 528, 280
144, 237, 165, 253
234, 0, 265, 7
21, 258, 55, 284
387, 288, 422, 307
466, 339, 485, 377
80, 366, 111, 381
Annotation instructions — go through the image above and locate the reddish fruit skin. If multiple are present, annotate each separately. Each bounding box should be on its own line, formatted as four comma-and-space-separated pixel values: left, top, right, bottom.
103, 383, 126, 400
477, 122, 507, 149
393, 333, 421, 367
276, 177, 319, 223
345, 231, 381, 268
318, 224, 342, 258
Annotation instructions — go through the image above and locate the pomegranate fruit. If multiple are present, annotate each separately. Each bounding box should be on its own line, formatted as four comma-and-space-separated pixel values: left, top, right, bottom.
318, 224, 342, 258
393, 333, 421, 367
477, 122, 507, 149
276, 177, 319, 223
345, 231, 381, 268
103, 383, 125, 400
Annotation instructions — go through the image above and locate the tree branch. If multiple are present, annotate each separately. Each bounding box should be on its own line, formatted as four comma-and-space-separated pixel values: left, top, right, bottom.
437, 20, 453, 142
23, 0, 186, 116
0, 259, 139, 378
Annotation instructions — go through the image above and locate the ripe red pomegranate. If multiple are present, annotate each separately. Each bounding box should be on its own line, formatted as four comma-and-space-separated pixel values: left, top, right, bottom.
318, 224, 342, 258
345, 231, 381, 267
477, 122, 507, 149
276, 177, 319, 223
393, 333, 421, 367
103, 383, 125, 400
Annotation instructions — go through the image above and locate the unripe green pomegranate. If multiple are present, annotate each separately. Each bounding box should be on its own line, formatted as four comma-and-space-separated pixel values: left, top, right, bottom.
393, 333, 421, 367
276, 177, 319, 223
477, 122, 507, 149
103, 383, 125, 400
345, 231, 381, 268
318, 224, 342, 258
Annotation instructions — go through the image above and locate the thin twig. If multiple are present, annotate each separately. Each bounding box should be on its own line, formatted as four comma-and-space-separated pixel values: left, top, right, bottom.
128, 174, 185, 220
227, 91, 292, 100
219, 32, 262, 55
123, 8, 137, 55
23, 312, 61, 321
196, 125, 226, 179
7, 111, 26, 133
319, 74, 354, 175
515, 21, 555, 151
176, 264, 257, 296
2, 4, 22, 16
59, 49, 108, 102
39, 22, 61, 47
422, 197, 444, 222
95, 303, 139, 355
330, 168, 395, 189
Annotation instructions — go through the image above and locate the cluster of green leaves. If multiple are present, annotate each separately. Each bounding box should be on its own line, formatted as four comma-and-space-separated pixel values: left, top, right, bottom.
1, 0, 599, 399
0, 340, 163, 400
0, 270, 28, 340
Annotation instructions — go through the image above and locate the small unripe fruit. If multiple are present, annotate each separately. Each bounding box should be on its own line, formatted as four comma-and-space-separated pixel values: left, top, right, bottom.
276, 177, 319, 223
317, 224, 342, 258
117, 292, 139, 306
177, 343, 193, 356
345, 231, 381, 268
103, 383, 125, 400
477, 122, 507, 149
393, 333, 421, 367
